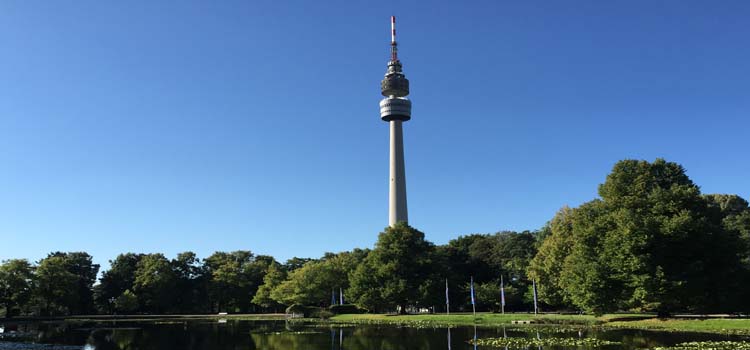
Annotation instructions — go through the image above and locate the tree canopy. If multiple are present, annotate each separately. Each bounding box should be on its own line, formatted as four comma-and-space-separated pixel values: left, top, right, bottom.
349, 223, 437, 313
0, 259, 34, 317
2, 158, 749, 317
529, 159, 749, 315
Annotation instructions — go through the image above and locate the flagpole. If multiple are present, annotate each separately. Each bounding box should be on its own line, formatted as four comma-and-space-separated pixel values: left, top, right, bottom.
470, 276, 476, 318
500, 275, 505, 315
532, 279, 538, 315
445, 278, 450, 315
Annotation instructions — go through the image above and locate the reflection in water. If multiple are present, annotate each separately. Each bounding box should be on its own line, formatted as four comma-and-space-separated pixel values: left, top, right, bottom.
472, 326, 477, 350
1, 320, 747, 350
446, 327, 451, 350
536, 330, 542, 350
502, 326, 508, 350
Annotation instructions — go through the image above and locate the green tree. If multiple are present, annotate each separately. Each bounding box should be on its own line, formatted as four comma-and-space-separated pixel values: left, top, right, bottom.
441, 234, 494, 283
438, 230, 537, 312
704, 194, 750, 264
45, 252, 99, 315
349, 223, 436, 313
704, 194, 750, 311
269, 250, 365, 307
114, 289, 139, 314
271, 260, 336, 306
133, 253, 177, 313
283, 257, 314, 272
95, 253, 144, 313
204, 251, 274, 313
0, 259, 35, 317
556, 200, 623, 315
252, 263, 286, 310
35, 256, 79, 315
528, 206, 576, 308
205, 251, 252, 312
544, 159, 745, 315
171, 251, 207, 313
473, 281, 501, 312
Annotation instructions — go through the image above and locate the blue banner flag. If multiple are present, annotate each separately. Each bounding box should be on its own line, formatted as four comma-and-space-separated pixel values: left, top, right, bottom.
470, 276, 475, 305
331, 289, 336, 305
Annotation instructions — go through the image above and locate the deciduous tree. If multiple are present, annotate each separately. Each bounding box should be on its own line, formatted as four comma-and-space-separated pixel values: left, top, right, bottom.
349, 223, 436, 313
133, 254, 177, 313
0, 259, 35, 317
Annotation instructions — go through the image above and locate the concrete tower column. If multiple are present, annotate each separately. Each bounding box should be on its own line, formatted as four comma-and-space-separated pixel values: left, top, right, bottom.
389, 120, 408, 225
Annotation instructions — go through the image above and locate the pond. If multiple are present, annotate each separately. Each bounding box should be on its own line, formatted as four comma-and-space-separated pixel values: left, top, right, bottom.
1, 319, 748, 350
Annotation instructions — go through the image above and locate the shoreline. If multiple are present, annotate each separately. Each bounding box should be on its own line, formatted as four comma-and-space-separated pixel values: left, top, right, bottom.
0, 314, 286, 323
3, 313, 750, 335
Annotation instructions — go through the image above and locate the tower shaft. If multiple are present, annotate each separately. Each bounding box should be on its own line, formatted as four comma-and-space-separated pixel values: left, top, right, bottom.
389, 120, 408, 225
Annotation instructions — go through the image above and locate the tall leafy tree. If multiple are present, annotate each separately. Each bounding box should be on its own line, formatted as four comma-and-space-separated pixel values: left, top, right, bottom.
253, 263, 286, 310
95, 253, 144, 313
704, 194, 750, 264
114, 289, 139, 314
204, 251, 274, 313
528, 206, 576, 308
46, 252, 99, 315
269, 250, 365, 307
438, 230, 537, 312
171, 251, 207, 313
271, 260, 337, 306
704, 194, 750, 311
0, 259, 35, 317
556, 200, 623, 315
540, 159, 745, 315
35, 255, 79, 315
349, 223, 436, 313
133, 253, 178, 313
283, 257, 315, 273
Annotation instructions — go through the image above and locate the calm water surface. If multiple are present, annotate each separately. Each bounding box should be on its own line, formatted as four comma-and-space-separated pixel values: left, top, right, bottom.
1, 320, 747, 350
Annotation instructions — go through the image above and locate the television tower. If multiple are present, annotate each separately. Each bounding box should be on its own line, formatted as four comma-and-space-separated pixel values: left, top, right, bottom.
380, 16, 411, 226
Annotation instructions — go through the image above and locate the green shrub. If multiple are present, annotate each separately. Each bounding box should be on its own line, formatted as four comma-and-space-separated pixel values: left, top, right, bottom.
306, 307, 326, 318
316, 310, 334, 319
286, 304, 334, 318
285, 304, 308, 316
329, 304, 367, 315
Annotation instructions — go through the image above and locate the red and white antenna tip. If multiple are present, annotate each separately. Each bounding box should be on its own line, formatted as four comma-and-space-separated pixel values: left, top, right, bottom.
391, 16, 396, 44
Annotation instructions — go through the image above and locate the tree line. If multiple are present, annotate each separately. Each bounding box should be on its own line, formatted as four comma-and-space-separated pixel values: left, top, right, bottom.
1, 159, 749, 317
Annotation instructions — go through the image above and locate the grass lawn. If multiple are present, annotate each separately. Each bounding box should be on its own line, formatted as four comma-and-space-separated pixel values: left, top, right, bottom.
330, 313, 601, 326
606, 318, 750, 334
331, 313, 750, 334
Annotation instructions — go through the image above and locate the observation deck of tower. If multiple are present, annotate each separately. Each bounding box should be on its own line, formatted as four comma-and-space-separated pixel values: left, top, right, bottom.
379, 16, 412, 227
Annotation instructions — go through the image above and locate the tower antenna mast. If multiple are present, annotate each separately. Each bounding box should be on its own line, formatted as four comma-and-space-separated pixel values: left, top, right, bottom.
391, 16, 398, 61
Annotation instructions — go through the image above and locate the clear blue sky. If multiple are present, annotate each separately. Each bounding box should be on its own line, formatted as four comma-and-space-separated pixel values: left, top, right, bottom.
1, 1, 748, 269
